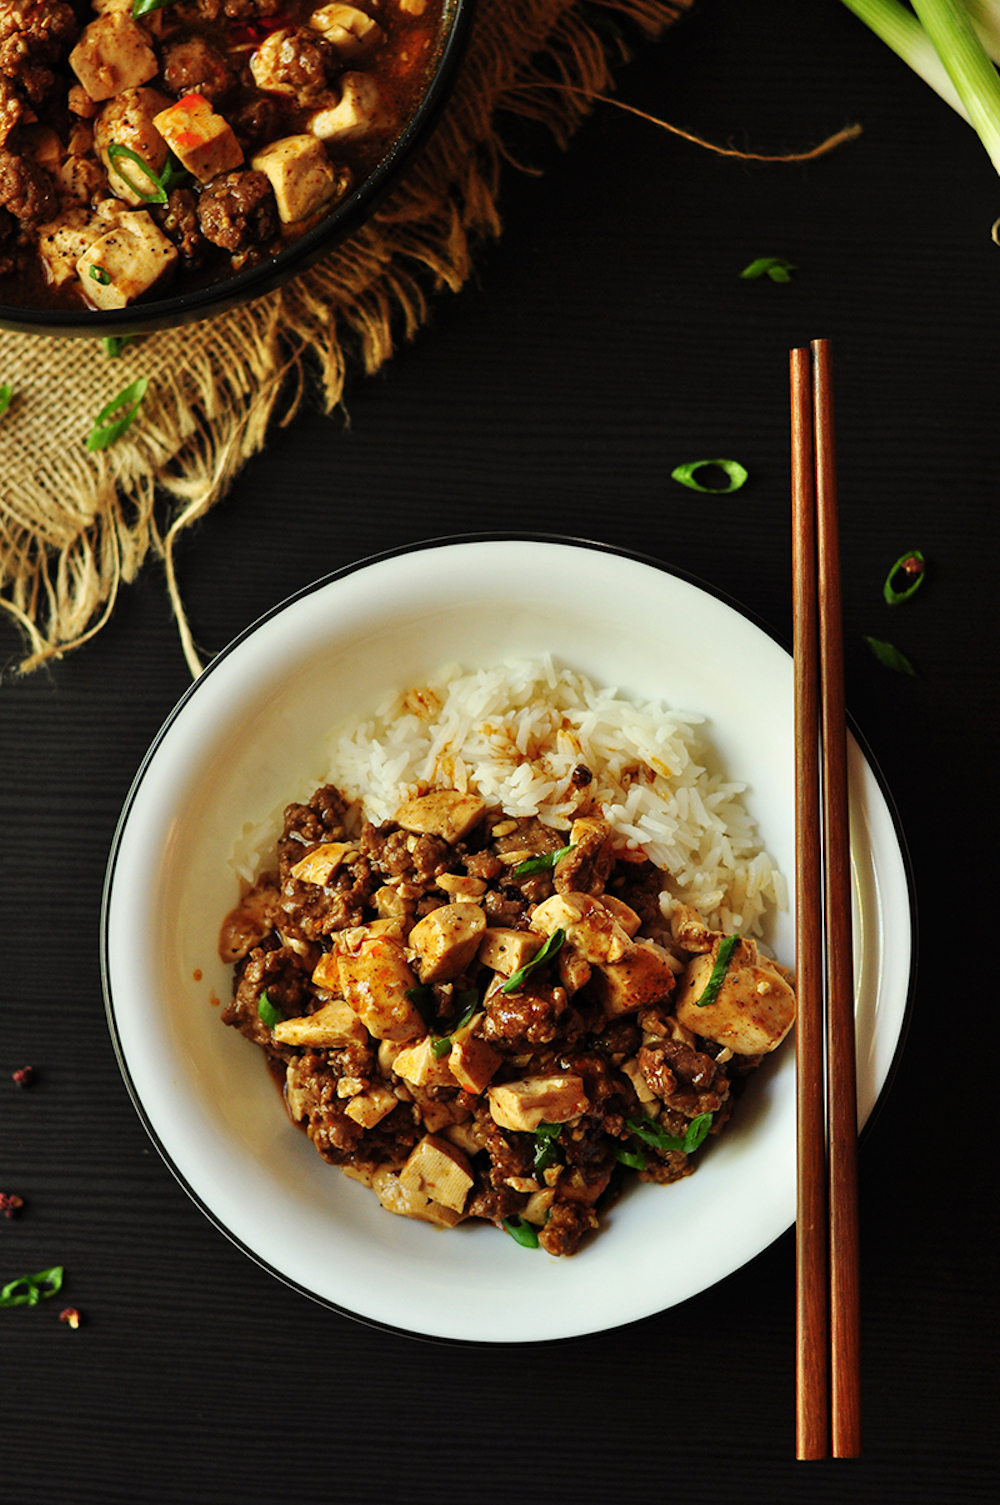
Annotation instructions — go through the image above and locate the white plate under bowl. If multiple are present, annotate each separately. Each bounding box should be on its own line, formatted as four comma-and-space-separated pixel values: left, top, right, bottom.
102, 535, 913, 1343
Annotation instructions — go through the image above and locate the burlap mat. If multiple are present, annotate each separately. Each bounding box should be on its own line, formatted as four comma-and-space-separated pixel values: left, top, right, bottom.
0, 0, 694, 675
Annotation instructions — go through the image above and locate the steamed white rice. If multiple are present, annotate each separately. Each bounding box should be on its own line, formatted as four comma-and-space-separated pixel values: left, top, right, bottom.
231, 657, 786, 938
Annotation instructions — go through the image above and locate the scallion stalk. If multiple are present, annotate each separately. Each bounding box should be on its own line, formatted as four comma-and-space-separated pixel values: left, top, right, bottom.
912, 0, 1000, 174
841, 0, 1000, 184
839, 0, 972, 119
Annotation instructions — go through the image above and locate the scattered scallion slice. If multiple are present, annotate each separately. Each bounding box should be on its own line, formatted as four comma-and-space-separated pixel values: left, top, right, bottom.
692, 934, 740, 1008
740, 255, 796, 282
865, 635, 917, 675
614, 1144, 648, 1171
501, 928, 565, 994
405, 983, 437, 1030
625, 1111, 714, 1156
133, 0, 176, 16
89, 265, 111, 285
0, 383, 12, 419
502, 1216, 539, 1248
102, 335, 136, 359
430, 990, 481, 1057
85, 377, 149, 452
256, 992, 285, 1030
671, 459, 749, 494
883, 549, 926, 604
106, 143, 189, 204
532, 1121, 562, 1175
0, 1266, 64, 1309
510, 843, 574, 879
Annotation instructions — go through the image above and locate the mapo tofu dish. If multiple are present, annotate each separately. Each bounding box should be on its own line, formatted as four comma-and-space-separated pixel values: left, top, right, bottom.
219, 782, 796, 1256
0, 0, 446, 310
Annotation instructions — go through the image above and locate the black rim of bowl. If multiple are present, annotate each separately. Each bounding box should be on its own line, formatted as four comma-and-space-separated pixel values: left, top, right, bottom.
0, 0, 473, 338
101, 530, 918, 1346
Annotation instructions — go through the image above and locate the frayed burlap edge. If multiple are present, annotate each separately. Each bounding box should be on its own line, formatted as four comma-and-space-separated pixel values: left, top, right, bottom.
0, 1, 688, 676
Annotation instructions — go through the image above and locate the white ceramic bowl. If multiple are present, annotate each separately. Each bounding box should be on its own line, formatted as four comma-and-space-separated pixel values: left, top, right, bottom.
102, 535, 913, 1342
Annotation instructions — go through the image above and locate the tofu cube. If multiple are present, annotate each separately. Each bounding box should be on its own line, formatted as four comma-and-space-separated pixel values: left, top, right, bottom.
344, 1083, 399, 1129
153, 94, 243, 184
477, 927, 542, 977
448, 1033, 500, 1095
272, 999, 368, 1048
371, 1164, 462, 1227
336, 934, 424, 1041
251, 133, 339, 224
70, 14, 159, 103
593, 940, 678, 1018
309, 72, 385, 143
289, 841, 355, 885
95, 87, 172, 207
310, 5, 385, 59
38, 207, 118, 287
391, 1035, 456, 1089
408, 902, 486, 983
399, 1135, 474, 1214
76, 211, 177, 309
488, 1073, 588, 1134
393, 789, 487, 845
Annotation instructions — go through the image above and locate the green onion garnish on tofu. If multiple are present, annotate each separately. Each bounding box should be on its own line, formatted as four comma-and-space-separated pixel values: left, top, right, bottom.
692, 933, 740, 1008
501, 928, 565, 994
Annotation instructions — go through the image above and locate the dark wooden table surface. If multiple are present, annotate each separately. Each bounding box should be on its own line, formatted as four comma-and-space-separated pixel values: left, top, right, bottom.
2, 1, 997, 1499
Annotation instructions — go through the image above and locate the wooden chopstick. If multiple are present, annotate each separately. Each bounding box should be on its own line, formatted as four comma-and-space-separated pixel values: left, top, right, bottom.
790, 338, 861, 1460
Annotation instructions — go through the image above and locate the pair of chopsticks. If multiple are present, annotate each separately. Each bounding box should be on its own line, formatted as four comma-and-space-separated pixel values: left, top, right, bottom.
790, 339, 861, 1460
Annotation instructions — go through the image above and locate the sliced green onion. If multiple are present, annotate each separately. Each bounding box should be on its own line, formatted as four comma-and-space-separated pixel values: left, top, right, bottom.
625, 1111, 714, 1156
501, 928, 565, 994
614, 1144, 648, 1171
671, 459, 749, 494
865, 636, 917, 675
133, 0, 175, 16
911, 0, 1000, 174
502, 1216, 539, 1248
692, 933, 740, 1008
405, 983, 437, 1029
89, 265, 111, 285
740, 255, 796, 282
839, 0, 972, 118
107, 142, 169, 203
883, 549, 926, 604
0, 382, 12, 419
430, 990, 481, 1058
0, 1266, 64, 1309
510, 843, 574, 879
102, 335, 136, 359
85, 377, 149, 453
532, 1121, 562, 1175
682, 1112, 714, 1154
257, 992, 286, 1030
